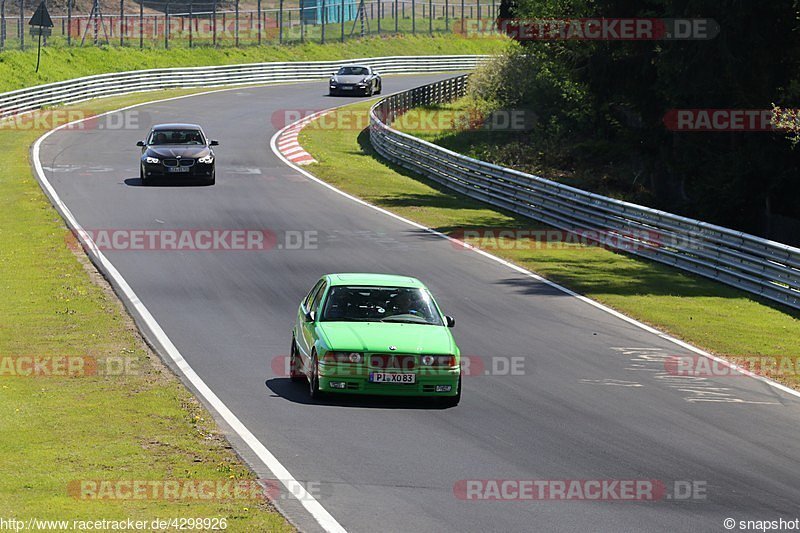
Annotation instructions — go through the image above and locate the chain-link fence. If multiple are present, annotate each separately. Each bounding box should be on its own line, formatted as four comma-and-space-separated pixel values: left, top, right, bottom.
0, 0, 498, 50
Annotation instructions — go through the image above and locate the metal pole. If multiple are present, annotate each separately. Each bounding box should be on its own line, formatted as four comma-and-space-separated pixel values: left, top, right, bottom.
18, 0, 23, 50
189, 0, 193, 47
257, 0, 261, 43
119, 0, 123, 45
35, 25, 41, 70
212, 0, 216, 46
394, 0, 397, 33
1, 0, 5, 51
164, 2, 168, 49
92, 0, 98, 45
411, 0, 415, 34
321, 0, 325, 43
138, 0, 142, 48
234, 0, 238, 46
444, 0, 447, 31
377, 0, 380, 34
66, 0, 71, 45
300, 0, 304, 42
428, 0, 431, 34
278, 0, 282, 43
340, 0, 344, 42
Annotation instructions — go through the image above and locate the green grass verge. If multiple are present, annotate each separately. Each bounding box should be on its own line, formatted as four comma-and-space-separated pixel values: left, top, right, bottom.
0, 88, 292, 530
298, 100, 800, 386
0, 34, 509, 92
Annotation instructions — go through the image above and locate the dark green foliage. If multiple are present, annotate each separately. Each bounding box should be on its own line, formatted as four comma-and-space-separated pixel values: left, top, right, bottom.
481, 0, 800, 239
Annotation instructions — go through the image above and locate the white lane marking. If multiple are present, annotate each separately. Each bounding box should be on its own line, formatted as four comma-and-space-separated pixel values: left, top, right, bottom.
269, 111, 800, 404
32, 88, 348, 533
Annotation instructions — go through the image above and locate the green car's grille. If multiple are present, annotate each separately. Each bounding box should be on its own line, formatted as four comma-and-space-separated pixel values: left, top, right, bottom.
369, 354, 417, 370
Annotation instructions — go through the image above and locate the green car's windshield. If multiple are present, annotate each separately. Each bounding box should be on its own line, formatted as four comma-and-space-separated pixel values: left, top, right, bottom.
320, 286, 443, 325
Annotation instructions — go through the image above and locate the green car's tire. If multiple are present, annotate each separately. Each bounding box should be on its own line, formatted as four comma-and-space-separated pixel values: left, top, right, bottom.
289, 337, 304, 383
309, 352, 325, 400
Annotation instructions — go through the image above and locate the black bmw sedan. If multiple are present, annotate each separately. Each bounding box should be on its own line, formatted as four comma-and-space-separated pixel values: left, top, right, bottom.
137, 124, 218, 185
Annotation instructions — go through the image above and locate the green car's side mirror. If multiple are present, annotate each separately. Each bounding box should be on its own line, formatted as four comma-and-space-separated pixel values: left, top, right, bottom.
445, 316, 455, 328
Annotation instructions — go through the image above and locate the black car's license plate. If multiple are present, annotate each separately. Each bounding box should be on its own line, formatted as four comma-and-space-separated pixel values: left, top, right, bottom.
168, 167, 190, 173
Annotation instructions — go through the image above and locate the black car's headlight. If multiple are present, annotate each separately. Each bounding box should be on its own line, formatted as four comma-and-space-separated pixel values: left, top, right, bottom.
330, 79, 338, 85
198, 155, 214, 164
145, 156, 159, 164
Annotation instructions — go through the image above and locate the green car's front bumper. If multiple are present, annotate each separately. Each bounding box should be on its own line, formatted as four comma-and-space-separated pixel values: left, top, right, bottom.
317, 362, 460, 397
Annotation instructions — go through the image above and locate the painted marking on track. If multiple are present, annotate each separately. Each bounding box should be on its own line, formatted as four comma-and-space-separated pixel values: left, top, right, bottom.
274, 110, 334, 165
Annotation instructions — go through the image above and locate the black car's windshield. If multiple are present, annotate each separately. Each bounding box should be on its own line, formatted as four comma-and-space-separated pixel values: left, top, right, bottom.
149, 129, 205, 145
321, 286, 443, 325
337, 66, 369, 76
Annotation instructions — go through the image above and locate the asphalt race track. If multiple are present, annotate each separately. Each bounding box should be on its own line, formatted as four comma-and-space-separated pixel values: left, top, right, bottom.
36, 74, 800, 532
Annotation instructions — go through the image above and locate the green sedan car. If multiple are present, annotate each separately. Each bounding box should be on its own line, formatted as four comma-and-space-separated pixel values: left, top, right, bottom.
290, 273, 461, 406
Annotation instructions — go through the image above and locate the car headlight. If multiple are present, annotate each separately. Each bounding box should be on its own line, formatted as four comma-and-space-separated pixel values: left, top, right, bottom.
421, 355, 456, 366
330, 78, 337, 85
198, 155, 214, 164
322, 352, 363, 364
145, 156, 159, 164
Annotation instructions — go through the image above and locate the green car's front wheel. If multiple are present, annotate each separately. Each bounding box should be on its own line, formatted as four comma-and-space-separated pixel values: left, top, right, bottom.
308, 351, 324, 400
289, 337, 304, 383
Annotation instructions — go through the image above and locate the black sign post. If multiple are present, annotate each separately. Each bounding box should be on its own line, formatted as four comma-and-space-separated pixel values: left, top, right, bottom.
28, 1, 52, 72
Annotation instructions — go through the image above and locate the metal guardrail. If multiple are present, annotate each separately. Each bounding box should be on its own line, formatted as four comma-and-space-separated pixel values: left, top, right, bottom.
0, 55, 488, 119
369, 75, 800, 311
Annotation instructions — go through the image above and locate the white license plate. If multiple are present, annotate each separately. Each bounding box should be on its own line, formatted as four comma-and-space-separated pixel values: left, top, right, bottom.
370, 372, 416, 384
342, 86, 353, 90
168, 167, 190, 173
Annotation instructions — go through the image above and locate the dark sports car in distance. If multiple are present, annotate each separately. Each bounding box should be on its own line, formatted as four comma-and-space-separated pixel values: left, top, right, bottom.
137, 123, 218, 185
329, 65, 382, 96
